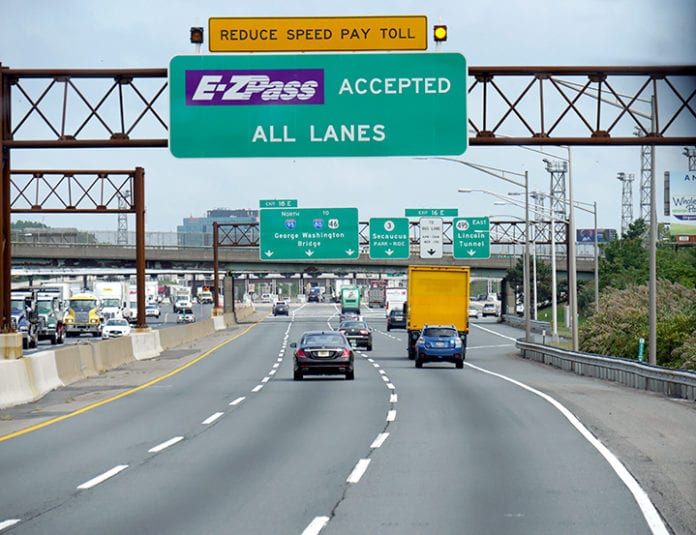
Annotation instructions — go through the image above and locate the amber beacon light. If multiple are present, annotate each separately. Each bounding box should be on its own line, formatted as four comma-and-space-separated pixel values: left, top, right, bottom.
433, 25, 447, 42
190, 27, 204, 44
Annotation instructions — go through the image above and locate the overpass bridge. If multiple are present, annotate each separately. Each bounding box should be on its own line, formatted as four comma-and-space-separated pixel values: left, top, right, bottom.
10, 222, 597, 280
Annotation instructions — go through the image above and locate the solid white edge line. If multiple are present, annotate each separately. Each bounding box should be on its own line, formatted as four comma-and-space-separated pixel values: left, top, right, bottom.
346, 459, 371, 484
229, 396, 246, 406
302, 516, 330, 535
202, 412, 224, 425
386, 410, 397, 422
252, 385, 264, 392
148, 436, 184, 453
465, 362, 669, 535
370, 432, 390, 449
0, 519, 21, 531
77, 464, 128, 490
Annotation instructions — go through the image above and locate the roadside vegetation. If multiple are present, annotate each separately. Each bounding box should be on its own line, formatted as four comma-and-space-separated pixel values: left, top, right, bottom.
507, 219, 696, 370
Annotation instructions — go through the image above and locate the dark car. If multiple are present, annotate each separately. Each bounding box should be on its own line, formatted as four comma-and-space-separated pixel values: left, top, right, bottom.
338, 320, 372, 350
273, 300, 289, 316
291, 330, 355, 381
414, 324, 464, 369
386, 309, 406, 331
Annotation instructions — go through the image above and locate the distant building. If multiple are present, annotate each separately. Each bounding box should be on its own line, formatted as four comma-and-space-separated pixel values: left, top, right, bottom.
177, 208, 259, 247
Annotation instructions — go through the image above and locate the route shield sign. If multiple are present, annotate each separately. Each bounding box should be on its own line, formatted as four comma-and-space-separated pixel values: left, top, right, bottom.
453, 217, 490, 259
419, 217, 443, 259
260, 208, 359, 260
369, 218, 410, 259
169, 53, 467, 158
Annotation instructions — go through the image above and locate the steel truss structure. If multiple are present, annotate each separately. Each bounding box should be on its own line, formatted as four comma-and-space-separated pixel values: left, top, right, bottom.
2, 64, 695, 331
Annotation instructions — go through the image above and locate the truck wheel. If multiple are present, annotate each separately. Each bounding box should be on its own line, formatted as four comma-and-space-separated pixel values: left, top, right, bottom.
415, 359, 423, 368
50, 334, 58, 345
408, 348, 415, 360
22, 338, 28, 350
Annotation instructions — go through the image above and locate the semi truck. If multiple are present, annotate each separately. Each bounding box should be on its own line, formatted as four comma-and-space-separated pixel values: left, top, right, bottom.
340, 286, 361, 314
10, 289, 40, 349
367, 280, 387, 308
385, 288, 408, 317
64, 292, 102, 337
94, 280, 130, 321
36, 287, 66, 345
405, 265, 471, 360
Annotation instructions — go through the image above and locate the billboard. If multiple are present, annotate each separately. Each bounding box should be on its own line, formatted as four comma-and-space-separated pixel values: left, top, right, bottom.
576, 228, 617, 243
667, 171, 696, 236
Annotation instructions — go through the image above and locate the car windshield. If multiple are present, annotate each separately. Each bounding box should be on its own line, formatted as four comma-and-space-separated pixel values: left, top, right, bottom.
423, 327, 457, 338
341, 321, 365, 329
106, 319, 128, 326
302, 333, 345, 347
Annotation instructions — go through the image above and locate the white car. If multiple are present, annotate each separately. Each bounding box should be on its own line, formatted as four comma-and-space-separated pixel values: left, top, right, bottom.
177, 308, 195, 323
145, 303, 161, 318
101, 318, 131, 339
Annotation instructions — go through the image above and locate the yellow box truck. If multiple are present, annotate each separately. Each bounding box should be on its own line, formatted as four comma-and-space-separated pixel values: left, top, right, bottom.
405, 265, 471, 362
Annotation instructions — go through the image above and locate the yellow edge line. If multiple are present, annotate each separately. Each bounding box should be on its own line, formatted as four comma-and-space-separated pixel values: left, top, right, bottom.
0, 321, 259, 443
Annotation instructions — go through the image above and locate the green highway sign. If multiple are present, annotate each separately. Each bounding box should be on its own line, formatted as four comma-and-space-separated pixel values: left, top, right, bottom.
405, 208, 458, 217
260, 208, 359, 260
260, 199, 298, 208
453, 217, 490, 259
369, 218, 410, 259
169, 53, 467, 157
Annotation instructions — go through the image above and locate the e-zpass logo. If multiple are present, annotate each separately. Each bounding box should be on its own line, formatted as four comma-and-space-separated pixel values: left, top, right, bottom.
185, 69, 324, 106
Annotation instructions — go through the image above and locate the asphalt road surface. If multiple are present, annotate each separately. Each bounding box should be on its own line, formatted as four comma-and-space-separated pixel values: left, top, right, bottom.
1, 303, 694, 534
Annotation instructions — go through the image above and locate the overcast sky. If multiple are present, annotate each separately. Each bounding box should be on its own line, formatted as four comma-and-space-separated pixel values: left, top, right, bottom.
2, 0, 695, 233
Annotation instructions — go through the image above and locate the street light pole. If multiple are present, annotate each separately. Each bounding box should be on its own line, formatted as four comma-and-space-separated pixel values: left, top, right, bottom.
566, 147, 579, 351
449, 159, 531, 342
460, 186, 532, 342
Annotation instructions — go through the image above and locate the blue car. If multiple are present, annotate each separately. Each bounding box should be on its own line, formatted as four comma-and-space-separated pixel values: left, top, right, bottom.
415, 325, 464, 369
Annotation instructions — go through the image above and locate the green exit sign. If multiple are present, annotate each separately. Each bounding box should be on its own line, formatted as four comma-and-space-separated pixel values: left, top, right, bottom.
405, 208, 458, 217
260, 199, 298, 208
369, 218, 410, 259
169, 53, 467, 158
453, 217, 490, 259
260, 208, 359, 260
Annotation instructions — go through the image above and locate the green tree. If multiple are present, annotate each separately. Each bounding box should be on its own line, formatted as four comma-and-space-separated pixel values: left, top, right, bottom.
11, 220, 49, 230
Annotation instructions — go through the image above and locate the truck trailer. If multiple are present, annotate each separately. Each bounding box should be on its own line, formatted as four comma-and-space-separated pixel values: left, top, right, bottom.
405, 265, 471, 361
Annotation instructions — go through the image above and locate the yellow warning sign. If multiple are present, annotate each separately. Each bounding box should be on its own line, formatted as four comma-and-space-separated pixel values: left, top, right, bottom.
209, 16, 428, 52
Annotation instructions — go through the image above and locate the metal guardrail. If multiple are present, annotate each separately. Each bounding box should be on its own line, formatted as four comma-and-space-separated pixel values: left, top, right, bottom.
515, 338, 696, 402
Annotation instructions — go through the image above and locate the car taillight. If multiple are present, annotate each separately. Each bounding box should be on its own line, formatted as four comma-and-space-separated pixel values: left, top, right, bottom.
340, 349, 351, 358
296, 349, 306, 358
